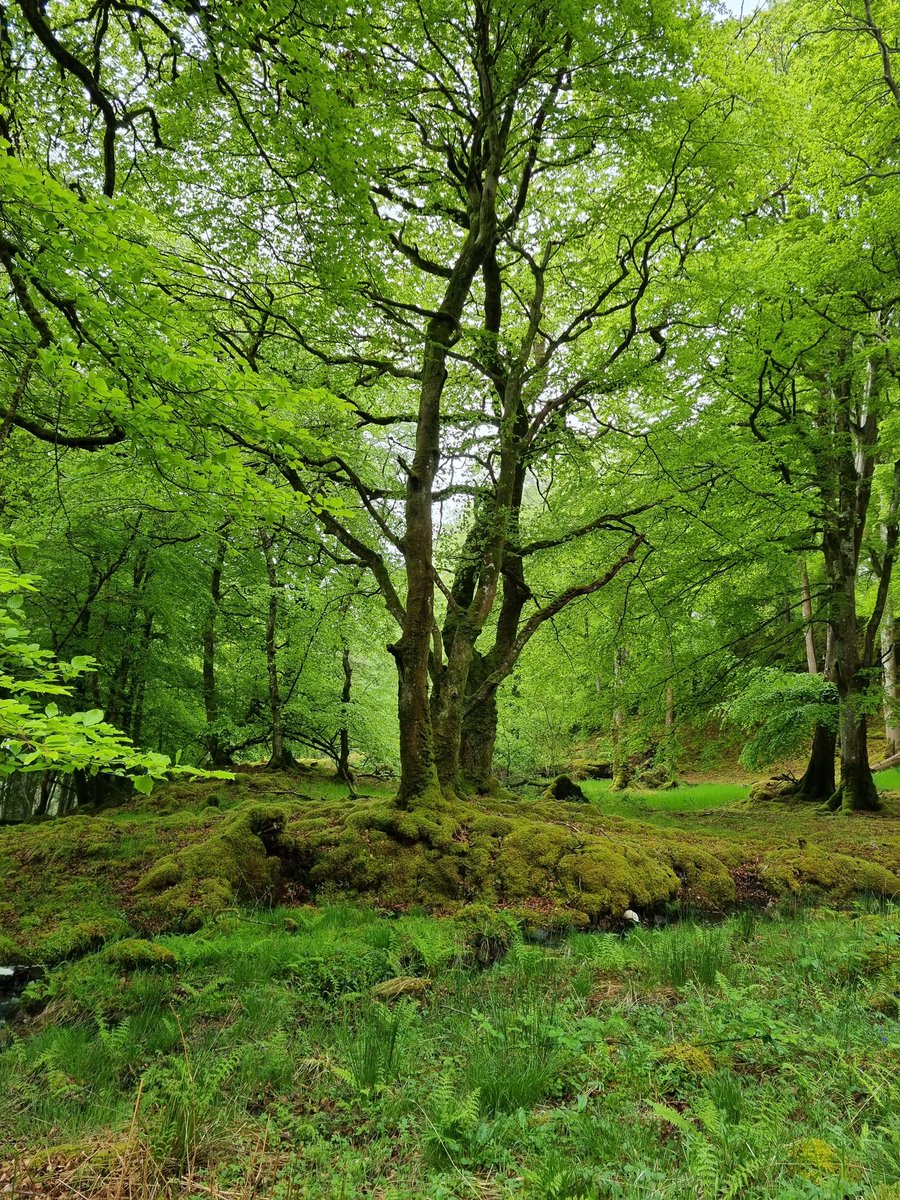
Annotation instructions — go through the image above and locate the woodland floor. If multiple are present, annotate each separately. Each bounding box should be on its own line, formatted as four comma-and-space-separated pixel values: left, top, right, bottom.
1, 771, 899, 1198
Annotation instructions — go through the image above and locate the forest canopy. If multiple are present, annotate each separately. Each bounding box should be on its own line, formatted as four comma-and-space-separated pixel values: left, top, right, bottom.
0, 0, 899, 815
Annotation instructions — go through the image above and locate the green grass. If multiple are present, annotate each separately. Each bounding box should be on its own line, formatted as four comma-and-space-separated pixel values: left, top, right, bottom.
2, 901, 899, 1198
582, 778, 749, 819
876, 767, 900, 791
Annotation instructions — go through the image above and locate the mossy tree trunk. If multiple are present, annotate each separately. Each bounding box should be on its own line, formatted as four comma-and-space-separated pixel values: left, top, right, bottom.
459, 653, 500, 793
829, 711, 880, 811
812, 367, 900, 812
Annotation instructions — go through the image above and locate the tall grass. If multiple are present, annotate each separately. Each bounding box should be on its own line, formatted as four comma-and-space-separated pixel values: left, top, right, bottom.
634, 924, 732, 987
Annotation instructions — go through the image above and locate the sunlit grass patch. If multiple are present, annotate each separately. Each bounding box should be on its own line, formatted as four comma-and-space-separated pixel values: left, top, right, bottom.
582, 779, 749, 817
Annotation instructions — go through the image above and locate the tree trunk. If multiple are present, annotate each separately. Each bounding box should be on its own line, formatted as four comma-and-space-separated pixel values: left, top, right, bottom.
394, 297, 483, 806
202, 532, 229, 766
800, 560, 819, 674
458, 650, 500, 793
881, 597, 900, 755
794, 720, 836, 801
829, 710, 879, 811
260, 531, 291, 771
338, 644, 356, 795
433, 625, 478, 793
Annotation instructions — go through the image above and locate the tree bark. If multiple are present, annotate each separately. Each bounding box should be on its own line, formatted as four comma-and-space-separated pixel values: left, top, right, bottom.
202, 531, 229, 766
795, 720, 837, 801
338, 644, 356, 795
458, 650, 500, 793
816, 369, 891, 812
260, 530, 291, 771
881, 595, 900, 756
800, 560, 819, 674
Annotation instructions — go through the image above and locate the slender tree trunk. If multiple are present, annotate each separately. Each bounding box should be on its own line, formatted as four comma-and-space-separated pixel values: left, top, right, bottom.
800, 560, 819, 674
260, 531, 291, 771
882, 598, 900, 755
203, 532, 229, 766
338, 644, 356, 795
122, 610, 153, 740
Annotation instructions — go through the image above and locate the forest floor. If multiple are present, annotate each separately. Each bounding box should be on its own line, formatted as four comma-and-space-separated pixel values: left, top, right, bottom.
1, 771, 899, 1197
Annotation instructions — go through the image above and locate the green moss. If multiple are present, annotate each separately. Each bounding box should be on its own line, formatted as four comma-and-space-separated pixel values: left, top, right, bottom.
134, 803, 290, 930
541, 775, 588, 802
3, 769, 900, 942
101, 938, 177, 972
790, 1137, 842, 1180
36, 916, 130, 964
12, 816, 124, 865
454, 904, 522, 964
762, 846, 900, 899
865, 989, 900, 1018
657, 1042, 715, 1078
556, 841, 683, 918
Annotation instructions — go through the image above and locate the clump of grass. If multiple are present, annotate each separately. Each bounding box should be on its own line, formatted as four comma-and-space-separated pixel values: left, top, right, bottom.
464, 992, 570, 1115
635, 923, 732, 988
339, 1003, 409, 1092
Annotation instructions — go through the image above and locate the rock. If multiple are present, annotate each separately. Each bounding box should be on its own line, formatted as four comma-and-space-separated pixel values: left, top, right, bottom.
577, 761, 613, 780
0, 963, 44, 1025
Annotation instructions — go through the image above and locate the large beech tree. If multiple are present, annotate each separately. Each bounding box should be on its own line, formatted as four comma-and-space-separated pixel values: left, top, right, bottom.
176, 0, 761, 804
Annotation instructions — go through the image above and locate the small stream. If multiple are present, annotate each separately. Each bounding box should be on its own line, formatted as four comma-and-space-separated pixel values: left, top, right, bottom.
0, 965, 43, 1027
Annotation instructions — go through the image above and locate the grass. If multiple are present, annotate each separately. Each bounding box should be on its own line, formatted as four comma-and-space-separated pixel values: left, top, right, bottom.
1, 900, 899, 1198
582, 779, 750, 819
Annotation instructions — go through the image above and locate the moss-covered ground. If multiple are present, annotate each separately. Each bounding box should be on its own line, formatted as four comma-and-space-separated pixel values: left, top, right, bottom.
1, 770, 900, 1196
3, 770, 900, 964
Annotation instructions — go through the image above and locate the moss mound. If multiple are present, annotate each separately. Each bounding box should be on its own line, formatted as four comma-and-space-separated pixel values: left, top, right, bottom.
101, 939, 177, 972
2, 771, 900, 951
134, 802, 289, 931
541, 774, 588, 802
761, 845, 900, 899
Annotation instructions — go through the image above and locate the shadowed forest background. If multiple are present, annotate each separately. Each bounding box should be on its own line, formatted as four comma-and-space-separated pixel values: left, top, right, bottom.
2, 0, 900, 1196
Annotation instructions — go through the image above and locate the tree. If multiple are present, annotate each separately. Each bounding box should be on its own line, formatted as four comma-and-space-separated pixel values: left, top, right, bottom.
0, 538, 203, 796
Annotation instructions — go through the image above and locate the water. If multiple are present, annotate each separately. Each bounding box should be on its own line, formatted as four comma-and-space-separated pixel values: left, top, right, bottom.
0, 964, 43, 1026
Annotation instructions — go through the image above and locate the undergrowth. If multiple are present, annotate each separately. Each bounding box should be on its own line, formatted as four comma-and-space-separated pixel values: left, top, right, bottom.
0, 900, 898, 1198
